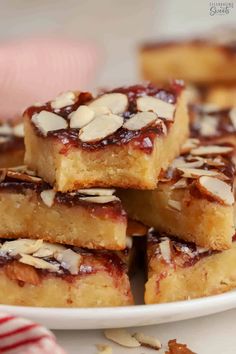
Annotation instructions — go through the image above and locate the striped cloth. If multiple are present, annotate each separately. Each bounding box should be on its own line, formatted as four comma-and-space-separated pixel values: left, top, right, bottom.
0, 313, 66, 354
0, 37, 100, 119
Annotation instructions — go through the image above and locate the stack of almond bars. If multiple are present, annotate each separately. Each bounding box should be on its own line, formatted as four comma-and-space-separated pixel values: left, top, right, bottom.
0, 30, 236, 307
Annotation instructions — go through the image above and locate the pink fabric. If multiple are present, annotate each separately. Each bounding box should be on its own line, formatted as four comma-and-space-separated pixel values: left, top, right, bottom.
0, 312, 66, 354
0, 37, 100, 119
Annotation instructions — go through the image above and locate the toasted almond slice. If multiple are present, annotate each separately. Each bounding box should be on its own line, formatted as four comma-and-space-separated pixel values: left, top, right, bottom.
79, 114, 123, 142
13, 122, 24, 137
89, 93, 128, 114
177, 167, 220, 178
170, 178, 188, 190
0, 123, 12, 135
69, 105, 95, 129
90, 106, 111, 115
33, 242, 66, 258
40, 189, 56, 207
168, 200, 182, 211
199, 116, 218, 136
196, 246, 209, 254
77, 188, 115, 196
1, 239, 43, 256
55, 249, 81, 275
123, 112, 158, 130
171, 157, 204, 169
191, 145, 233, 156
104, 329, 140, 348
79, 195, 119, 203
32, 111, 68, 136
181, 138, 200, 154
133, 332, 162, 350
0, 136, 10, 144
137, 96, 175, 120
229, 107, 236, 130
6, 170, 42, 183
96, 344, 113, 354
197, 176, 234, 205
206, 157, 225, 167
19, 254, 60, 272
159, 239, 171, 263
51, 91, 76, 109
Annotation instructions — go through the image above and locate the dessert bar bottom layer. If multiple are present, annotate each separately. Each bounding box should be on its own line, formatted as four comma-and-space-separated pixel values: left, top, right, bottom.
145, 239, 236, 304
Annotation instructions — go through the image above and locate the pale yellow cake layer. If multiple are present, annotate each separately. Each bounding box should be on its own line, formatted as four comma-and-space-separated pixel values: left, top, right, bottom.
145, 242, 236, 304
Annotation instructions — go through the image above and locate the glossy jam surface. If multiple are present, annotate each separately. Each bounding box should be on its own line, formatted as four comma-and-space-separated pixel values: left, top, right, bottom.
26, 82, 183, 154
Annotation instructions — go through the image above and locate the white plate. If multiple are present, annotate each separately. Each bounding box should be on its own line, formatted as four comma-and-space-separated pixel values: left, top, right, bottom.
1, 290, 236, 330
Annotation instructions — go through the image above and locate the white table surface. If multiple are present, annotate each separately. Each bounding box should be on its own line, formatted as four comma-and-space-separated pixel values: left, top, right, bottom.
54, 308, 236, 354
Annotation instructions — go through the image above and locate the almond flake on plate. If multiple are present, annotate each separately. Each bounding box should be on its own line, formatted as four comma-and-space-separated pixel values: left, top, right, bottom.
159, 239, 171, 263
77, 188, 115, 196
123, 111, 158, 130
104, 329, 140, 348
69, 105, 95, 129
51, 91, 76, 109
32, 111, 68, 136
168, 200, 182, 211
79, 195, 119, 203
19, 253, 60, 272
177, 167, 220, 179
190, 145, 233, 156
89, 93, 128, 115
229, 107, 236, 130
197, 176, 234, 205
40, 189, 56, 207
133, 332, 162, 350
136, 96, 175, 120
13, 122, 24, 137
79, 114, 123, 142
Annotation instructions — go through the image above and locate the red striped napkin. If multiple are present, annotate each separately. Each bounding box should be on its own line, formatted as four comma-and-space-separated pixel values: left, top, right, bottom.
0, 313, 66, 354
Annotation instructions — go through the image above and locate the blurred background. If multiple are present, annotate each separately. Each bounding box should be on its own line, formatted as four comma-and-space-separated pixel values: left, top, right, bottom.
0, 0, 235, 117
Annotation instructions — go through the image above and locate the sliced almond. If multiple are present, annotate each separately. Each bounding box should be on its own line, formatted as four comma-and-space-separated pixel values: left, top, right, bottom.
90, 106, 111, 115
133, 332, 162, 350
69, 105, 95, 129
104, 329, 140, 348
170, 178, 188, 190
6, 170, 42, 183
196, 246, 209, 254
33, 242, 66, 258
0, 136, 10, 144
77, 188, 115, 196
159, 239, 171, 263
197, 176, 234, 205
0, 123, 12, 135
123, 112, 158, 130
181, 138, 200, 154
1, 239, 43, 256
79, 114, 123, 143
191, 145, 233, 156
40, 189, 56, 207
229, 107, 236, 130
51, 91, 76, 109
206, 157, 225, 167
79, 195, 119, 203
32, 111, 68, 136
199, 116, 218, 136
13, 122, 24, 137
96, 344, 113, 354
89, 93, 128, 115
168, 200, 182, 211
19, 254, 60, 272
177, 167, 220, 178
171, 157, 204, 169
55, 249, 81, 275
137, 96, 175, 121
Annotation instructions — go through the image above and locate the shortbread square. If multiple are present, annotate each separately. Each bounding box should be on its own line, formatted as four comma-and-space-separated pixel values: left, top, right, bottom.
0, 238, 133, 307
145, 230, 236, 304
24, 83, 189, 191
0, 166, 127, 250
119, 139, 235, 250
